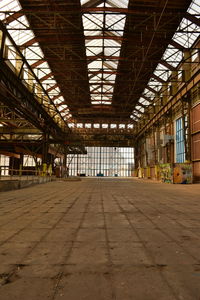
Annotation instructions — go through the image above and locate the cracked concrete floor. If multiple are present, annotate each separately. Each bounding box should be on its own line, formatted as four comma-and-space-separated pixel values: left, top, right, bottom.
0, 178, 200, 300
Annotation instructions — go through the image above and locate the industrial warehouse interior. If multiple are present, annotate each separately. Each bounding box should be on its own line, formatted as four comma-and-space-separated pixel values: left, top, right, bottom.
0, 0, 200, 299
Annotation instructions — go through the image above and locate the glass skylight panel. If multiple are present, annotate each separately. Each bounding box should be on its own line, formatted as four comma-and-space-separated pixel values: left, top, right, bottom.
107, 0, 129, 8
188, 0, 200, 16
131, 0, 200, 120
148, 82, 161, 93
86, 48, 101, 56
104, 60, 117, 69
173, 18, 199, 48
88, 60, 102, 68
90, 75, 101, 81
85, 39, 103, 47
83, 14, 103, 30
141, 98, 150, 105
105, 47, 120, 56
104, 39, 121, 47
0, 0, 19, 17
54, 98, 63, 105
127, 124, 133, 129
167, 50, 183, 68
0, 0, 71, 123
43, 81, 57, 91
81, 0, 129, 105
154, 64, 170, 81
81, 0, 89, 5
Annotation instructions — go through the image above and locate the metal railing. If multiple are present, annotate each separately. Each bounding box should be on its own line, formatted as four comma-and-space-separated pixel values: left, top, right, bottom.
0, 167, 53, 181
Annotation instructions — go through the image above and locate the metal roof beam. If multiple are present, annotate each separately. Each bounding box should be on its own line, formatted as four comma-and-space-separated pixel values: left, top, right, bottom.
160, 60, 176, 71
56, 102, 65, 108
40, 72, 53, 82
52, 94, 62, 101
87, 55, 123, 60
85, 35, 124, 41
21, 37, 37, 47
89, 83, 115, 86
47, 84, 59, 93
151, 74, 166, 84
170, 40, 187, 50
146, 86, 157, 94
89, 70, 119, 75
3, 10, 23, 25
134, 107, 144, 114
185, 12, 200, 27
142, 95, 153, 103
31, 59, 45, 69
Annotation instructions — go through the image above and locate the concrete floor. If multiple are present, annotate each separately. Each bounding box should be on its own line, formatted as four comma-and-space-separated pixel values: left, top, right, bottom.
0, 178, 200, 300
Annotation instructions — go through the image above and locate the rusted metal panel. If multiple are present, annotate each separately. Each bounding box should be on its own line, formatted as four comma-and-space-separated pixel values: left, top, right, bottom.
191, 103, 200, 161
150, 167, 155, 179
193, 162, 200, 182
192, 132, 200, 161
191, 103, 200, 182
191, 103, 200, 133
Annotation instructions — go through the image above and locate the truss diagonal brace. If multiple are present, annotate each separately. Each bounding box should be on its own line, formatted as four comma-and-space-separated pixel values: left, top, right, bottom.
185, 12, 200, 27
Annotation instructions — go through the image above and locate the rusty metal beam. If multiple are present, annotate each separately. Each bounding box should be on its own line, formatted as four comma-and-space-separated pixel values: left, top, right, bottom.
0, 151, 20, 159
170, 40, 186, 50
21, 36, 124, 48
40, 72, 53, 82
152, 74, 166, 84
3, 11, 24, 25
31, 59, 46, 69
56, 101, 65, 108
87, 55, 123, 60
185, 12, 200, 27
160, 60, 176, 71
89, 71, 119, 75
89, 83, 115, 86
86, 35, 124, 41
46, 84, 59, 93
146, 86, 157, 94
91, 92, 113, 95
141, 95, 153, 103
52, 94, 62, 101
21, 37, 37, 47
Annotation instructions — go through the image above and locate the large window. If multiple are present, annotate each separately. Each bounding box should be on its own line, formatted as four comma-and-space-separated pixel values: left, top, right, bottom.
67, 147, 134, 177
0, 155, 10, 175
175, 117, 185, 163
23, 155, 36, 167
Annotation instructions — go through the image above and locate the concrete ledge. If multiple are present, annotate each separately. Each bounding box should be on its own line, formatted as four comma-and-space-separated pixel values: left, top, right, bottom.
0, 176, 55, 192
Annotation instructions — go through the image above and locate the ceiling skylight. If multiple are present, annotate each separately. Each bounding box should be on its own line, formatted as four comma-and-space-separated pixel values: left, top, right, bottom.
132, 0, 200, 119
81, 0, 129, 105
0, 0, 70, 121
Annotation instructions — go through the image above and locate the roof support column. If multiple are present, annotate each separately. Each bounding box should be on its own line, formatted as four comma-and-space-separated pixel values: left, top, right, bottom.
15, 47, 24, 79
35, 83, 43, 103
170, 70, 178, 96
27, 70, 35, 92
0, 29, 8, 60
182, 50, 191, 82
0, 30, 4, 58
154, 92, 161, 109
148, 105, 155, 119
161, 83, 169, 105
42, 133, 49, 176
